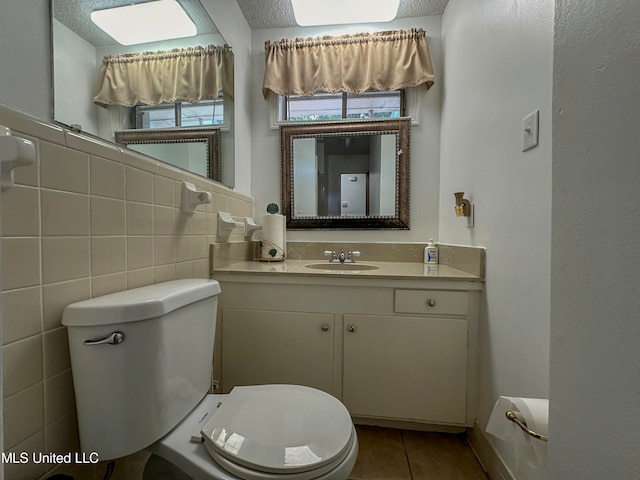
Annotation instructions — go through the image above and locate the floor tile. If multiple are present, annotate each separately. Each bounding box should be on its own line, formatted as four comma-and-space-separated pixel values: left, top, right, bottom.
402, 430, 488, 480
348, 425, 412, 480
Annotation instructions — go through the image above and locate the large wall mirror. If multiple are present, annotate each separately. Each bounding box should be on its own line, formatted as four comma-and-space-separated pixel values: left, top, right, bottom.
281, 119, 411, 230
115, 127, 220, 179
50, 0, 234, 187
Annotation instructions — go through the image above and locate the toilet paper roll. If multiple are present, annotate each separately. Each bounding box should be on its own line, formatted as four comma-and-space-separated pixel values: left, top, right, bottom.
260, 214, 286, 260
486, 396, 548, 470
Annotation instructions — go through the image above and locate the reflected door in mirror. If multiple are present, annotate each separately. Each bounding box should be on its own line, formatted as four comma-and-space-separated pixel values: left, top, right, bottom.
293, 135, 396, 217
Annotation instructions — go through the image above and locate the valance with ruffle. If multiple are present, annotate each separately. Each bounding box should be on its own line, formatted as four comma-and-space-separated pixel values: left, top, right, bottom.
262, 28, 434, 99
94, 45, 233, 108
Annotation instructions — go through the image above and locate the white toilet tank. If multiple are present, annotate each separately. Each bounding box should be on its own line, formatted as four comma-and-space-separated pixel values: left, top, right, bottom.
62, 279, 221, 461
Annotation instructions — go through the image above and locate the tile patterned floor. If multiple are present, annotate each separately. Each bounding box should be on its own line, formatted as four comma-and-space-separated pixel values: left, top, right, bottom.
349, 425, 489, 480
47, 425, 489, 480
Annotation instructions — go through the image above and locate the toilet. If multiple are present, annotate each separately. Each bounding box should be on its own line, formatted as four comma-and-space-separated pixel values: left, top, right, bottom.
62, 279, 358, 480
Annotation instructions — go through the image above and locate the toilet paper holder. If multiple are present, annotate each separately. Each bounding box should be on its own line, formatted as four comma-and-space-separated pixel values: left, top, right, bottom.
506, 410, 548, 442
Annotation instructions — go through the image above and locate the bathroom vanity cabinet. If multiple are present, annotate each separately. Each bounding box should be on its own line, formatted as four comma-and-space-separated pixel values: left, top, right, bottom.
214, 262, 481, 428
222, 308, 335, 393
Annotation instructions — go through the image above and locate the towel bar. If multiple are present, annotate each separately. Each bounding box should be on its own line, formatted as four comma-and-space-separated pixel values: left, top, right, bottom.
506, 411, 548, 442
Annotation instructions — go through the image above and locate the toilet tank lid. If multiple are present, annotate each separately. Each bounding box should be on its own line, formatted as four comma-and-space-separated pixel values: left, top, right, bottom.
62, 279, 221, 327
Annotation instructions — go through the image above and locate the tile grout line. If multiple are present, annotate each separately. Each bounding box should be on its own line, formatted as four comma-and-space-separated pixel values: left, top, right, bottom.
400, 430, 416, 480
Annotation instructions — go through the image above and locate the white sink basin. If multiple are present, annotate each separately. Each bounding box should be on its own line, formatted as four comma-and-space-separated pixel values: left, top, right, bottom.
305, 262, 379, 271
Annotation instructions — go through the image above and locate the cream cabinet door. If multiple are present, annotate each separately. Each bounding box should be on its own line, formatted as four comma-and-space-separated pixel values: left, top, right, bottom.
222, 309, 334, 394
343, 314, 468, 424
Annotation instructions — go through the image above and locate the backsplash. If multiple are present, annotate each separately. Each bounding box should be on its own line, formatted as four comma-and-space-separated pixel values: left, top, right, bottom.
0, 104, 253, 479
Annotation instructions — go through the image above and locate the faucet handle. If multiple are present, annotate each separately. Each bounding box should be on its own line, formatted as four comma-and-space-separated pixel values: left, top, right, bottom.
350, 251, 361, 257
324, 250, 338, 262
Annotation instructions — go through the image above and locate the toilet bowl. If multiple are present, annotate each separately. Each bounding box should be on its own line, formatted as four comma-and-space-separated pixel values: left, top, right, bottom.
145, 386, 358, 480
62, 280, 357, 480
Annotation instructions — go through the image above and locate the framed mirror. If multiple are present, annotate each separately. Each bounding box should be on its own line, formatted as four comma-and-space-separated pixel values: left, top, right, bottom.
115, 127, 220, 180
50, 0, 234, 187
281, 119, 411, 230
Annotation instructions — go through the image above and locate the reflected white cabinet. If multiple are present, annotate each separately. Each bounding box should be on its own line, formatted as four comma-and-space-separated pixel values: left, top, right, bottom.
217, 276, 479, 427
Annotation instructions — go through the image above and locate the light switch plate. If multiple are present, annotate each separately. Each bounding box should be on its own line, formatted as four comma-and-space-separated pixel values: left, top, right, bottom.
522, 109, 539, 152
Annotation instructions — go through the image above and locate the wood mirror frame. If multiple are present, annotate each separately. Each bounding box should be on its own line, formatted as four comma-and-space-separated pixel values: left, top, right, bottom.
280, 118, 410, 230
116, 127, 221, 181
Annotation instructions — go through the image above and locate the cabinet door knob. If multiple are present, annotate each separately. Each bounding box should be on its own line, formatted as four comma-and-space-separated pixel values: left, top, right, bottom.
347, 324, 356, 332
321, 324, 330, 332
427, 298, 436, 307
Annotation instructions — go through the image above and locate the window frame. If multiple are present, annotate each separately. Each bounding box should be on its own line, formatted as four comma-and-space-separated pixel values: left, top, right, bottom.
270, 87, 421, 129
277, 90, 406, 123
131, 97, 226, 130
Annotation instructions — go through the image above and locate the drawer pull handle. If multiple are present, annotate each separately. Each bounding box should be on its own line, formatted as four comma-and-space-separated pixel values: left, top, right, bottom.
321, 324, 330, 332
347, 324, 356, 333
427, 298, 437, 307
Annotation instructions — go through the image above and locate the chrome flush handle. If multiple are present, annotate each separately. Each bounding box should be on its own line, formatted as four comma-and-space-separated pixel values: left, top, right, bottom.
83, 331, 125, 346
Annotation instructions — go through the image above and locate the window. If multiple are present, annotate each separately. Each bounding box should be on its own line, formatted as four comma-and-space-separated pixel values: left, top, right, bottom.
132, 98, 225, 129
277, 90, 404, 122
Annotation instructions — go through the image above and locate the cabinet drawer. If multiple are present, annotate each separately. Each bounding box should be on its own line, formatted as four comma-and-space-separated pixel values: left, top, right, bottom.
394, 290, 468, 316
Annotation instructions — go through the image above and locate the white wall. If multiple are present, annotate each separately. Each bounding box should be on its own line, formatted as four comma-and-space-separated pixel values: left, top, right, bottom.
0, 3, 49, 469
0, 1, 50, 120
201, 0, 252, 195
52, 19, 99, 135
292, 138, 318, 216
440, 1, 553, 478
549, 1, 640, 478
380, 134, 396, 215
0, 145, 3, 480
250, 17, 442, 241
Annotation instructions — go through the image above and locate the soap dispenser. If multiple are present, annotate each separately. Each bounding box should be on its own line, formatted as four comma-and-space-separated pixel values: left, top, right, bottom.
424, 239, 438, 264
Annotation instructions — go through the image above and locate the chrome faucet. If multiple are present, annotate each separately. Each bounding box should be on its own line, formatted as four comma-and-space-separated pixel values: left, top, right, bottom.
324, 250, 338, 262
324, 250, 361, 263
346, 251, 361, 263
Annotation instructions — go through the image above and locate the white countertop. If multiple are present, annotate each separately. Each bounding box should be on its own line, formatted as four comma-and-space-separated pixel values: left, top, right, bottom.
213, 260, 482, 282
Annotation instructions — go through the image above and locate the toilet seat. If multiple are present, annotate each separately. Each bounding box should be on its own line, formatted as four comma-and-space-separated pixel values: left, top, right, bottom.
205, 443, 353, 480
200, 385, 354, 480
148, 386, 357, 480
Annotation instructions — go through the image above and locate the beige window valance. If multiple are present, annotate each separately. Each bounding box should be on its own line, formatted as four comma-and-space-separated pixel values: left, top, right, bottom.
262, 28, 434, 99
94, 45, 233, 108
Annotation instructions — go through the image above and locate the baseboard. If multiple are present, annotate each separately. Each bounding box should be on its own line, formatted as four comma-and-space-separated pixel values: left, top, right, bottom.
467, 421, 516, 480
352, 416, 466, 434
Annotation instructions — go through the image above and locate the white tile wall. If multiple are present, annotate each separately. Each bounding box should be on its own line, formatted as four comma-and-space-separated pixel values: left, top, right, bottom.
0, 104, 254, 479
